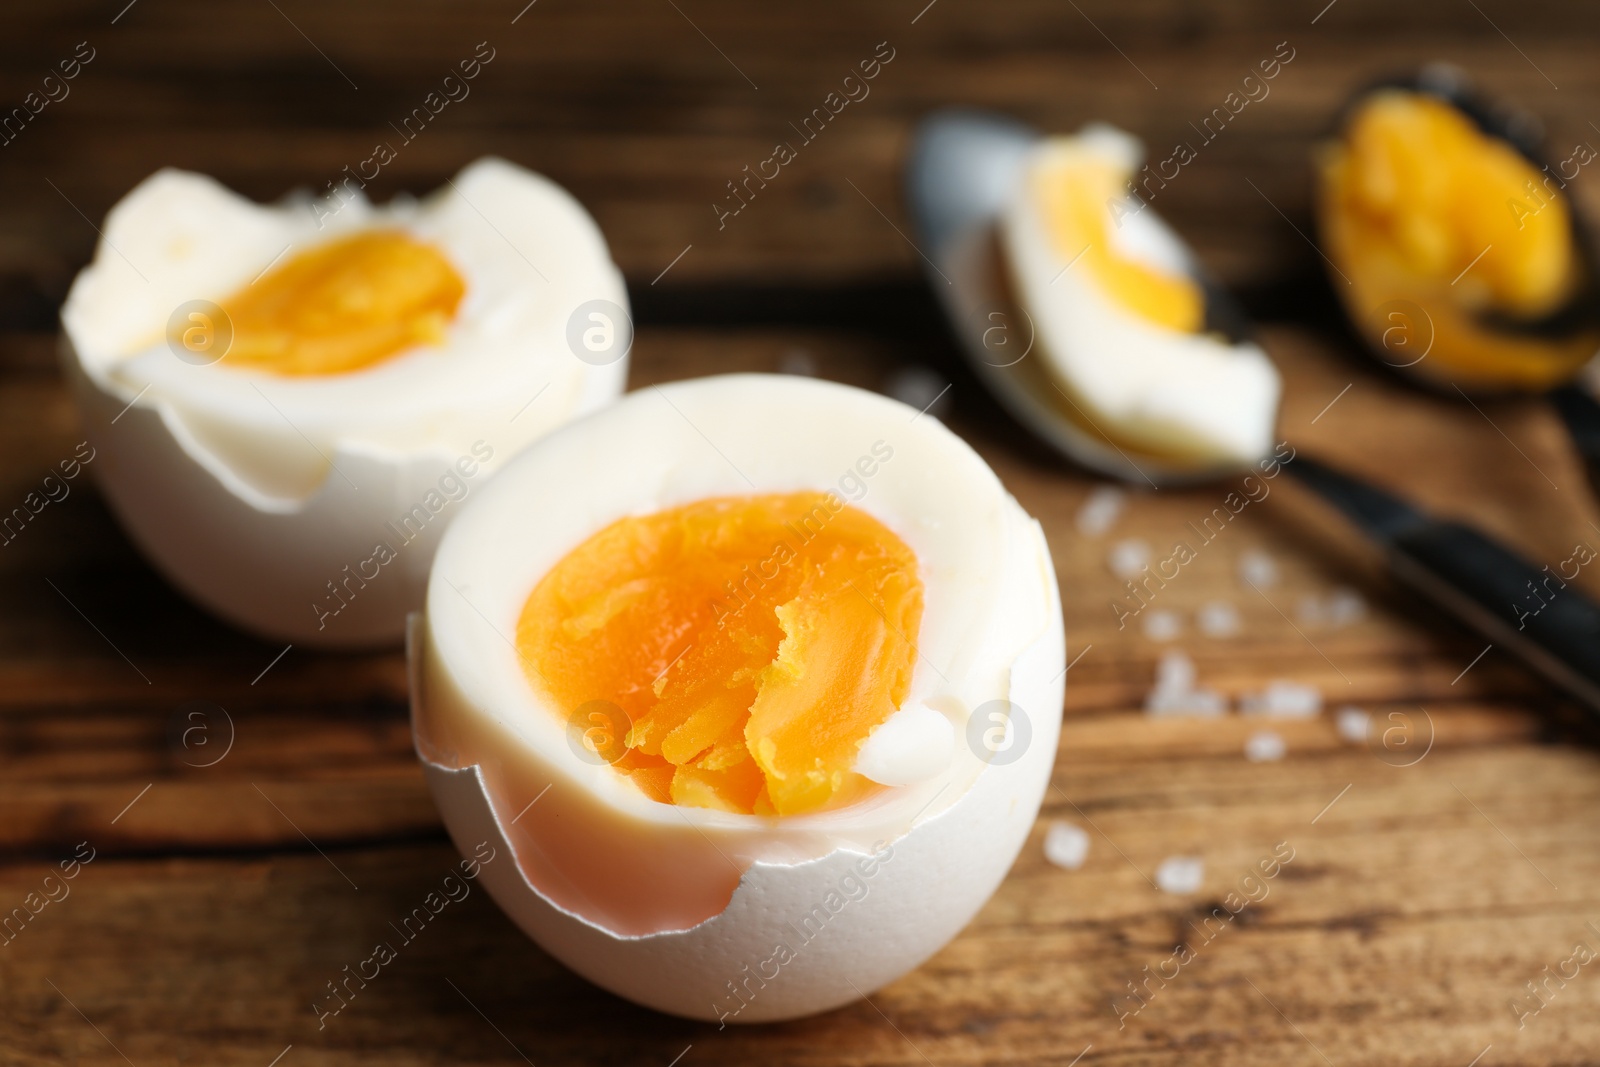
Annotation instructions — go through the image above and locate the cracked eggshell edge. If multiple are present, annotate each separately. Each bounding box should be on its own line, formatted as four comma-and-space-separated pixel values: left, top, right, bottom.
60, 333, 628, 648
405, 512, 1065, 1023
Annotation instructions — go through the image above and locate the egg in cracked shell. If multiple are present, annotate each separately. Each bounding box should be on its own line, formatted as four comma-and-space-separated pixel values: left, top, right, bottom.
411, 373, 1065, 1022
60, 157, 629, 647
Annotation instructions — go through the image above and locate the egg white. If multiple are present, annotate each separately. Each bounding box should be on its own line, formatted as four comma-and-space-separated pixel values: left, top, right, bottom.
60, 158, 628, 645
1001, 128, 1281, 465
65, 157, 623, 501
413, 374, 1064, 1020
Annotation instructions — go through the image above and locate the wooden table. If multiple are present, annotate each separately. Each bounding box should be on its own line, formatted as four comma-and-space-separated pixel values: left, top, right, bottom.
3, 2, 1600, 1064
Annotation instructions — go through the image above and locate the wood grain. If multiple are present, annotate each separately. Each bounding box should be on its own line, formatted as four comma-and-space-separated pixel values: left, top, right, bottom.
4, 0, 1600, 1063
4, 0, 1600, 306
3, 322, 1600, 1066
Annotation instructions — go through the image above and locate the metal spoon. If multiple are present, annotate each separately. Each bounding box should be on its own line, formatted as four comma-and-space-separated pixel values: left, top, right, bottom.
905, 110, 1251, 488
905, 107, 1600, 714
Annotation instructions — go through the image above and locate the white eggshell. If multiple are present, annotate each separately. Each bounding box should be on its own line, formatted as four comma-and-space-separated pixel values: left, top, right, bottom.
59, 159, 627, 647
410, 374, 1066, 1022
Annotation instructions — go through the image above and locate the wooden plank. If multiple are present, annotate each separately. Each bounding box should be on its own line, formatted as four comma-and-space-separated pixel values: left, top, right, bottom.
3, 4, 1600, 1057
3, 0, 1600, 303
1, 324, 1598, 1063
2, 323, 1595, 861
1, 741, 1596, 1066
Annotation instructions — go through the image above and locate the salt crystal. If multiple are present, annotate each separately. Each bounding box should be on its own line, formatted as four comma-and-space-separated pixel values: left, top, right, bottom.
1076, 485, 1127, 537
1180, 688, 1229, 716
1326, 587, 1367, 627
1155, 855, 1205, 895
1143, 609, 1182, 642
1144, 651, 1227, 717
1295, 595, 1326, 626
1295, 587, 1368, 628
1241, 680, 1322, 719
1147, 687, 1227, 718
778, 348, 816, 376
1335, 706, 1371, 744
885, 366, 949, 418
1143, 687, 1184, 716
1238, 548, 1278, 588
1109, 539, 1150, 579
1043, 821, 1091, 870
1245, 730, 1287, 762
1198, 600, 1240, 638
1155, 650, 1196, 691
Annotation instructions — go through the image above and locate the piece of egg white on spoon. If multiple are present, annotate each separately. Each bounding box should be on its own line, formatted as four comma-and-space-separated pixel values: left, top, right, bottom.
999, 125, 1281, 466
908, 111, 1283, 484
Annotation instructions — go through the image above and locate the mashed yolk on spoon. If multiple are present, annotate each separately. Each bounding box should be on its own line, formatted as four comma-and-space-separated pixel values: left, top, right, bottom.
516, 492, 925, 816
1317, 91, 1596, 390
1324, 91, 1575, 318
198, 230, 465, 376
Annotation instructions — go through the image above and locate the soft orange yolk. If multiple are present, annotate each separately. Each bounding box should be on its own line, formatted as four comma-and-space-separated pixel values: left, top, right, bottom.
205, 230, 465, 376
1325, 91, 1576, 317
1033, 154, 1205, 333
1317, 90, 1594, 390
516, 493, 925, 816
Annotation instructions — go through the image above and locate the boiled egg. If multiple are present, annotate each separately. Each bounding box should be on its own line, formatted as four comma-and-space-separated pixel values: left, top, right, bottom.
411, 374, 1064, 1021
1000, 125, 1280, 466
61, 158, 628, 646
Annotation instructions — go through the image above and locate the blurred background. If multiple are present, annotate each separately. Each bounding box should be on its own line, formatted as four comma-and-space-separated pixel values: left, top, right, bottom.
4, 1, 1597, 308
3, 2, 1600, 1065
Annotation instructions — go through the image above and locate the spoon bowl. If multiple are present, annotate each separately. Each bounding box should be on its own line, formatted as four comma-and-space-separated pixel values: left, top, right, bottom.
1312, 64, 1600, 499
1314, 63, 1600, 396
905, 108, 1254, 488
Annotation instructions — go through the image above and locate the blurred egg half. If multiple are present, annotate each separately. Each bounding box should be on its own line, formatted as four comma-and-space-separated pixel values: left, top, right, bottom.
61, 158, 628, 646
1000, 125, 1281, 467
411, 374, 1064, 1021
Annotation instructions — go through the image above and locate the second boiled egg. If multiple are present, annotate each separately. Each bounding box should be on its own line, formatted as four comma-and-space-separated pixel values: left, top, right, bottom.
61, 157, 628, 646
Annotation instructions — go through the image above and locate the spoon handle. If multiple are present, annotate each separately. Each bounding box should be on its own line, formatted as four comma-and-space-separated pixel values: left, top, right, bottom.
1550, 384, 1600, 507
1387, 521, 1600, 714
1290, 456, 1600, 715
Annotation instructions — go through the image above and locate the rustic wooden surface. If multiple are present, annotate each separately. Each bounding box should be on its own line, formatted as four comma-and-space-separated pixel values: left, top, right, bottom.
4, 2, 1600, 1065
